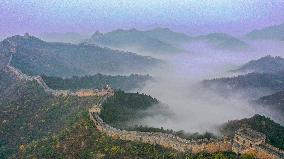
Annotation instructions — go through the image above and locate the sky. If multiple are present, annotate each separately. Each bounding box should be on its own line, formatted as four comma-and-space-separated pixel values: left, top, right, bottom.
1, 0, 284, 38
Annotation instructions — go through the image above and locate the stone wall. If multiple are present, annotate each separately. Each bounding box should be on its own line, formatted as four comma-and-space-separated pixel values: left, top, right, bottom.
89, 96, 284, 158
89, 101, 232, 153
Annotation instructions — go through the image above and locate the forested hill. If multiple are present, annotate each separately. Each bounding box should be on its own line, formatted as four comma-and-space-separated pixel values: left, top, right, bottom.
100, 90, 161, 129
0, 34, 161, 77
42, 74, 152, 91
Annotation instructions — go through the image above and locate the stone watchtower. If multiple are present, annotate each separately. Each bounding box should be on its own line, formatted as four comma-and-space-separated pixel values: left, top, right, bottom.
232, 128, 266, 154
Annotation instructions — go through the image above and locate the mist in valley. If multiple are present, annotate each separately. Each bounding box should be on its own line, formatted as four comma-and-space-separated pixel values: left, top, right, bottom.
131, 39, 284, 134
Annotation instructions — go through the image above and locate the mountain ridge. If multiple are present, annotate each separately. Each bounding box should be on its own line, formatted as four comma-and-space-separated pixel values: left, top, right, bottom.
0, 34, 161, 77
85, 28, 188, 54
193, 33, 250, 51
246, 22, 284, 40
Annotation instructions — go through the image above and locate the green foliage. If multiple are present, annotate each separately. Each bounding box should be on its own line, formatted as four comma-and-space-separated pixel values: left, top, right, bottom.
221, 114, 284, 150
184, 152, 237, 159
100, 90, 159, 128
42, 73, 152, 91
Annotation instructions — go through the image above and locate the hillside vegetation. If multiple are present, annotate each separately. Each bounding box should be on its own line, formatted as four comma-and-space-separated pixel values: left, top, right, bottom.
42, 74, 152, 91
0, 70, 101, 158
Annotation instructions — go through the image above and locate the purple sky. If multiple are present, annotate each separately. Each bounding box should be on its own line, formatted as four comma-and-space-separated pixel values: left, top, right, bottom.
1, 0, 284, 38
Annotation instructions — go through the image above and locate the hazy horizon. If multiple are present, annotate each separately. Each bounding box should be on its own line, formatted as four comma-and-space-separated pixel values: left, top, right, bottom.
1, 0, 284, 39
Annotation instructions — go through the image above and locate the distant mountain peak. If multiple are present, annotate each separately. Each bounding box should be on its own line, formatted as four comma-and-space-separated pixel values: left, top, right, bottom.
1, 34, 46, 50
150, 27, 171, 32
91, 31, 104, 39
4, 34, 44, 43
257, 55, 283, 62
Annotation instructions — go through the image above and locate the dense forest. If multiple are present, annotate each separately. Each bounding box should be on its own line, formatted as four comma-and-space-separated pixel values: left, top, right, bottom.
221, 114, 284, 150
100, 90, 162, 129
42, 74, 152, 91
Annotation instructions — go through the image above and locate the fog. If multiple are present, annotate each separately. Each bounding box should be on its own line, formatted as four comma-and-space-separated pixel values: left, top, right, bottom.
133, 40, 284, 134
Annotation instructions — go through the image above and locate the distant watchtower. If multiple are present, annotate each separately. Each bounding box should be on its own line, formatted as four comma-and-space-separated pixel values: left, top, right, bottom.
24, 33, 30, 37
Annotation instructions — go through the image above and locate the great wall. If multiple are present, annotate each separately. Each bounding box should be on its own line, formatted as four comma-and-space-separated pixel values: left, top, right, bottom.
2, 43, 284, 158
89, 99, 284, 159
